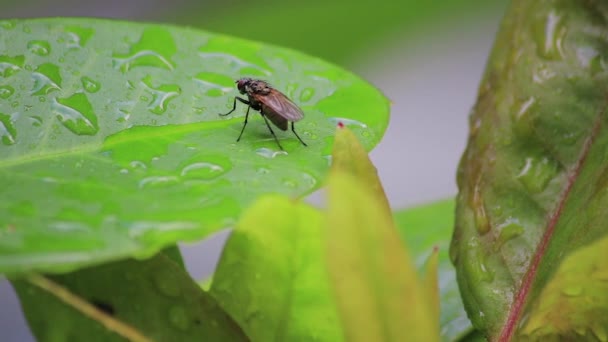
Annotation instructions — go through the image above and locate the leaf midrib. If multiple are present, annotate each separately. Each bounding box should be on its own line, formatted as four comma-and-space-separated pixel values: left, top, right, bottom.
0, 118, 234, 169
499, 109, 605, 341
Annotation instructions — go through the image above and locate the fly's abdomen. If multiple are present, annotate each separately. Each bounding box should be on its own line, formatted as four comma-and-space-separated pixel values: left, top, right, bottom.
262, 105, 288, 131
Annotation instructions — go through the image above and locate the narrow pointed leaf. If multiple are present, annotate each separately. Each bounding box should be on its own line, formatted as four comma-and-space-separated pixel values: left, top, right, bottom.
12, 253, 247, 341
326, 172, 438, 342
394, 199, 472, 341
451, 1, 608, 340
330, 124, 390, 213
0, 18, 389, 275
210, 195, 342, 341
424, 246, 440, 332
519, 236, 608, 340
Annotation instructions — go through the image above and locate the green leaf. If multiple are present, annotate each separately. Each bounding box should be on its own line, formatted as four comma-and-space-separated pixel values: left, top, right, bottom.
326, 171, 438, 342
210, 194, 342, 342
11, 253, 248, 342
331, 123, 390, 214
394, 200, 473, 341
450, 1, 608, 339
0, 18, 389, 275
519, 236, 608, 340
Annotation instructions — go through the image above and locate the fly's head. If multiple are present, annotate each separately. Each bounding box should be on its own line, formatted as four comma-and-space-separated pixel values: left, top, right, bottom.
236, 78, 253, 95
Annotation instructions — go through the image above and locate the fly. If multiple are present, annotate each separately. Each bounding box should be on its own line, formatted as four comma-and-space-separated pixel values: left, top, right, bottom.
219, 78, 308, 150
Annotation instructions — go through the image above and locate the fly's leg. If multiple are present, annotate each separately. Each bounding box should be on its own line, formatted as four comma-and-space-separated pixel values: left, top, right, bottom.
219, 96, 249, 116
236, 105, 252, 142
260, 114, 284, 151
291, 122, 308, 147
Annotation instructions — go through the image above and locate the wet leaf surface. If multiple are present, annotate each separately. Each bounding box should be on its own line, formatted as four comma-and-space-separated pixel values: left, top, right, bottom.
0, 18, 389, 275
451, 1, 608, 340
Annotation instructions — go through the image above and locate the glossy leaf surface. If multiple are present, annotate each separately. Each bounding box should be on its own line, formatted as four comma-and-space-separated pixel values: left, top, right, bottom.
210, 195, 342, 342
450, 1, 608, 340
0, 18, 389, 275
520, 236, 608, 341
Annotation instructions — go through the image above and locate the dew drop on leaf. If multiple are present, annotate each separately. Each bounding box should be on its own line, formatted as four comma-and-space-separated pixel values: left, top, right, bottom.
141, 75, 181, 115
168, 305, 191, 331
0, 54, 25, 77
138, 176, 179, 189
256, 147, 288, 159
80, 76, 100, 93
27, 40, 51, 56
0, 85, 14, 99
0, 112, 17, 145
31, 63, 62, 95
561, 285, 583, 297
180, 162, 226, 180
154, 271, 181, 298
52, 92, 99, 135
112, 27, 176, 72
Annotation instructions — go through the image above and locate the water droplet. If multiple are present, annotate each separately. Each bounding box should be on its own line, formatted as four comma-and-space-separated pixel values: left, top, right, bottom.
256, 147, 288, 159
81, 76, 100, 93
119, 168, 128, 174
495, 220, 524, 251
533, 10, 565, 60
139, 176, 179, 189
64, 26, 94, 48
52, 92, 99, 135
532, 65, 556, 84
140, 76, 181, 115
465, 237, 494, 282
302, 173, 317, 187
0, 20, 16, 30
0, 55, 25, 77
472, 183, 490, 235
328, 117, 368, 128
31, 63, 62, 95
22, 26, 31, 33
129, 160, 147, 169
180, 162, 226, 180
516, 156, 559, 193
282, 179, 297, 188
255, 273, 261, 280
168, 305, 191, 331
154, 272, 181, 298
113, 27, 176, 72
193, 72, 234, 96
257, 167, 270, 174
0, 85, 14, 99
299, 87, 314, 102
27, 40, 51, 56
0, 112, 17, 145
561, 286, 583, 297
29, 116, 43, 127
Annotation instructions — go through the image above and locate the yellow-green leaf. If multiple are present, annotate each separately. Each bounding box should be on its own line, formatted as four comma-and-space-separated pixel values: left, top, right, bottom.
210, 195, 342, 341
519, 236, 608, 341
424, 246, 441, 330
326, 171, 438, 342
330, 125, 390, 214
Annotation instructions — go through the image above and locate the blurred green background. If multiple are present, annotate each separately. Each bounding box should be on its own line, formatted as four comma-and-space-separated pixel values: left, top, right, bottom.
0, 0, 507, 340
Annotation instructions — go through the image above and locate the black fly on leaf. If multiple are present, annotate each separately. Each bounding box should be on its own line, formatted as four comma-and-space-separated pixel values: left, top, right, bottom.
219, 78, 308, 151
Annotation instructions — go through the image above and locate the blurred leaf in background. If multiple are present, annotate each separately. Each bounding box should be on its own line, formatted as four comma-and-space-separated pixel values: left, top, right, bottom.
170, 0, 507, 65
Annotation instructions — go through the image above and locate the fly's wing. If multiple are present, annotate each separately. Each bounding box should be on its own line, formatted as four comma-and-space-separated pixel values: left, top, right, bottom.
255, 89, 305, 123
